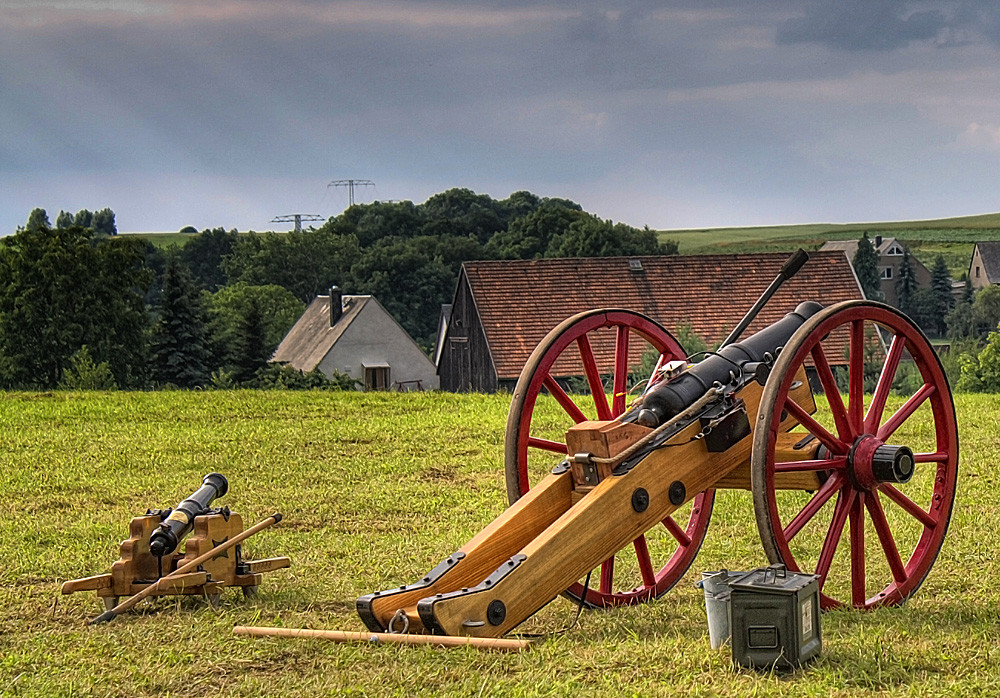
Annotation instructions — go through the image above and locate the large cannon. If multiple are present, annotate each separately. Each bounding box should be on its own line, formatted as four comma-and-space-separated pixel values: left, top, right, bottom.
247, 251, 959, 646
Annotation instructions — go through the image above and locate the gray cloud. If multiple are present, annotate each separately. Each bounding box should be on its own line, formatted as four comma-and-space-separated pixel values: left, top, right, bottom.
2, 1, 1000, 233
777, 0, 947, 50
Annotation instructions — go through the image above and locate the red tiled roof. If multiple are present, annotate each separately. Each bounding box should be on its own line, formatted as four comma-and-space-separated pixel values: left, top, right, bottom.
463, 251, 864, 380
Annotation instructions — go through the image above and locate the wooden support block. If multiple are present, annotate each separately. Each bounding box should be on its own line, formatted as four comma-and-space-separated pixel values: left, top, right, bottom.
61, 574, 113, 595
246, 557, 291, 574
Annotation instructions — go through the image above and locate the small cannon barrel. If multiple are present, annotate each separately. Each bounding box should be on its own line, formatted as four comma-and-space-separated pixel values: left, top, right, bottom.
636, 301, 824, 428
149, 473, 229, 557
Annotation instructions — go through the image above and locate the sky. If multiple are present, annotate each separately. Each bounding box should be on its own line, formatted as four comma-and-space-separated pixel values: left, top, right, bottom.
3, 0, 1000, 234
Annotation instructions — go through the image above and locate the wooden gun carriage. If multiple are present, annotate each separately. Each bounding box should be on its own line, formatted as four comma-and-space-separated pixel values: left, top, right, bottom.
346, 253, 958, 643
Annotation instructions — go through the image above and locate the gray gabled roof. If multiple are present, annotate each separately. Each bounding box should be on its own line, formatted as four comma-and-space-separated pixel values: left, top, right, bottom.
975, 241, 1000, 284
270, 294, 370, 371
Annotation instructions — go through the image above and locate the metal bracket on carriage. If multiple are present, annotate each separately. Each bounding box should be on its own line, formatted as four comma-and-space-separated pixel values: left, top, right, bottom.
356, 551, 467, 632
416, 554, 527, 635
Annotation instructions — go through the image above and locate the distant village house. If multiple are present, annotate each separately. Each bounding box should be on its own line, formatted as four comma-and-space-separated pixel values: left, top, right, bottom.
271, 288, 439, 391
819, 236, 931, 307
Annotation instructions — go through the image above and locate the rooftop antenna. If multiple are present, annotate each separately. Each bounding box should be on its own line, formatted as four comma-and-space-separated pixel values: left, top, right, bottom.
329, 179, 375, 207
271, 214, 324, 233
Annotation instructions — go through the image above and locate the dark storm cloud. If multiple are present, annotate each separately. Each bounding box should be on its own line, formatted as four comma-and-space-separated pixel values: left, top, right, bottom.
776, 0, 1000, 51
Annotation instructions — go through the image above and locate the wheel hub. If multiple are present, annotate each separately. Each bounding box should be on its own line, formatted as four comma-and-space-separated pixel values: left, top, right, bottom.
847, 435, 914, 490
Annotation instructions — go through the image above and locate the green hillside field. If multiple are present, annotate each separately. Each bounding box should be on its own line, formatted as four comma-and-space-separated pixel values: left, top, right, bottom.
2, 390, 995, 697
660, 211, 1000, 278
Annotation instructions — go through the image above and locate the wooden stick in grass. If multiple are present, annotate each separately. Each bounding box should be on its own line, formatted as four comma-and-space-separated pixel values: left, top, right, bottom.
90, 513, 283, 625
233, 625, 534, 652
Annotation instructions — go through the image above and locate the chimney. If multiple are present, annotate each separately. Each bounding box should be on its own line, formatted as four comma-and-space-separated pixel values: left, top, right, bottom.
329, 286, 343, 326
874, 235, 882, 248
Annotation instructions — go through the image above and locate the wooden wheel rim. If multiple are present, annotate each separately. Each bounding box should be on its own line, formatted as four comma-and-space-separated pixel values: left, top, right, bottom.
751, 300, 959, 610
503, 308, 714, 606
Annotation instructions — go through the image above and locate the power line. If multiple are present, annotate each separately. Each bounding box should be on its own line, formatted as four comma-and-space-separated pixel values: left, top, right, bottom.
271, 214, 324, 233
328, 179, 375, 207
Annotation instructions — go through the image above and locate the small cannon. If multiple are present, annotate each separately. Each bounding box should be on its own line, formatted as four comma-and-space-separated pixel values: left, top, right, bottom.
241, 251, 958, 648
62, 474, 290, 611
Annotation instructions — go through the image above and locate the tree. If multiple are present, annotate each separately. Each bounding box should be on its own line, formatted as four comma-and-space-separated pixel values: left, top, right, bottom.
485, 202, 585, 259
91, 208, 117, 236
204, 283, 304, 375
73, 209, 93, 229
957, 322, 1000, 392
25, 208, 50, 231
928, 255, 953, 336
151, 255, 211, 388
223, 227, 361, 303
546, 217, 674, 258
179, 227, 239, 291
895, 249, 918, 315
852, 233, 883, 301
972, 285, 1000, 337
55, 210, 74, 229
0, 226, 150, 388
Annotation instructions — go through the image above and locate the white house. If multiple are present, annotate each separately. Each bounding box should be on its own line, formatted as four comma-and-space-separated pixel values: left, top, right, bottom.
271, 288, 439, 391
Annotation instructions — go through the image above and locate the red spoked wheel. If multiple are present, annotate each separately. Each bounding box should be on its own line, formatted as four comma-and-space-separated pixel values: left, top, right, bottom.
751, 300, 958, 610
504, 308, 715, 607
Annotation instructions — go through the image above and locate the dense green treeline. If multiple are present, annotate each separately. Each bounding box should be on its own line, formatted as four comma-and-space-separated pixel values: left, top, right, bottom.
0, 189, 675, 389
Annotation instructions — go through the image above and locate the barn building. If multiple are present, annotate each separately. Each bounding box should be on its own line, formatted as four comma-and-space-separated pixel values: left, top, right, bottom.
436, 251, 864, 393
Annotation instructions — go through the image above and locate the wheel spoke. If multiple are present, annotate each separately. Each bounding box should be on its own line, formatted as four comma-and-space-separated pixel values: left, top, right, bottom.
599, 556, 615, 594
526, 436, 568, 454
815, 486, 855, 588
811, 342, 852, 440
784, 398, 848, 454
881, 483, 937, 529
865, 491, 907, 584
542, 375, 588, 424
848, 319, 865, 434
774, 457, 846, 473
876, 383, 935, 441
914, 450, 950, 464
577, 335, 611, 421
782, 472, 844, 541
612, 326, 630, 416
633, 535, 657, 588
849, 491, 866, 607
662, 514, 692, 546
864, 333, 906, 434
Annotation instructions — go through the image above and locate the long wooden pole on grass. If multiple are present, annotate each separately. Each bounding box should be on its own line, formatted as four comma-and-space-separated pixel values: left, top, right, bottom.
90, 513, 283, 625
233, 625, 534, 652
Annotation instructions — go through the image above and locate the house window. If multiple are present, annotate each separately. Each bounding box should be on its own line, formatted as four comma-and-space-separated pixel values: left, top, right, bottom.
887, 244, 904, 256
363, 364, 390, 391
880, 267, 893, 279
977, 266, 981, 278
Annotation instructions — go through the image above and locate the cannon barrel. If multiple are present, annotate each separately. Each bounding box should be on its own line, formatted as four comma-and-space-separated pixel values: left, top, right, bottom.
636, 301, 824, 428
148, 473, 229, 557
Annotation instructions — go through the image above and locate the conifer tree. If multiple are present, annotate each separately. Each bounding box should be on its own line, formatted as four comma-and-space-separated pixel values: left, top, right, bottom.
151, 255, 210, 388
852, 233, 883, 301
895, 249, 917, 315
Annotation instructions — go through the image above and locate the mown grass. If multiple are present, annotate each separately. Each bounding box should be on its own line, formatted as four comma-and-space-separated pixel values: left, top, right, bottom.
2, 390, 998, 697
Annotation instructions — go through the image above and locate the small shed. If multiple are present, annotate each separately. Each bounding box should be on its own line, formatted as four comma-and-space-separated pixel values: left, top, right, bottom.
272, 288, 439, 391
437, 251, 864, 393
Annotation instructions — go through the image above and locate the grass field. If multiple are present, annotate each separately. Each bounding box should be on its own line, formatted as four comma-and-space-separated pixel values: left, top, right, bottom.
2, 390, 998, 697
